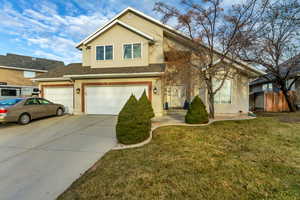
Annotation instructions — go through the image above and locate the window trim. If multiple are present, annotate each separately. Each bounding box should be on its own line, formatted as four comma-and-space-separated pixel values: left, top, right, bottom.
122, 42, 142, 60
24, 71, 36, 78
213, 78, 232, 104
95, 44, 114, 61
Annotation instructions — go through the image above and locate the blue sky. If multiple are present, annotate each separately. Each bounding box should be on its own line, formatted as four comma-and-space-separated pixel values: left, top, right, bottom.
0, 0, 236, 64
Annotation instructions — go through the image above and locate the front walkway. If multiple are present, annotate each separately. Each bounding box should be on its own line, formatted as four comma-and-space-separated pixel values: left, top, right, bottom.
152, 113, 254, 128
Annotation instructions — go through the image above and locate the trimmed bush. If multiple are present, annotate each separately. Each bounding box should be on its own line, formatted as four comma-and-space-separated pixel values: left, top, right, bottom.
116, 94, 151, 145
138, 90, 155, 119
185, 96, 209, 124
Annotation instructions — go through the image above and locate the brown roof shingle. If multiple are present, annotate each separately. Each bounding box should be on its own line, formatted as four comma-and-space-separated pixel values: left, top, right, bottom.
0, 53, 65, 70
37, 63, 166, 78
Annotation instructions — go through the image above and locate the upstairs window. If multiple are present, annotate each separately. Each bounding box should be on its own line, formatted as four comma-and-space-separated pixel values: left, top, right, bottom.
123, 43, 141, 59
96, 45, 113, 60
213, 79, 232, 104
24, 71, 36, 78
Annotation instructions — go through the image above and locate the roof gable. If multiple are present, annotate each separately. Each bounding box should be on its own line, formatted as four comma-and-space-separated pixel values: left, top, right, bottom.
81, 20, 154, 46
76, 7, 182, 48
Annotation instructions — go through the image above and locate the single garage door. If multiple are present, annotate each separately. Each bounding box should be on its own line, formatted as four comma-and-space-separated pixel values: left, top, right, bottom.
43, 87, 74, 114
85, 85, 148, 115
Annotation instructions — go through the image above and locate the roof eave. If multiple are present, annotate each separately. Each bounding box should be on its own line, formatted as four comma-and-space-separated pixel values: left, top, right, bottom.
64, 72, 164, 79
0, 66, 48, 73
32, 77, 72, 82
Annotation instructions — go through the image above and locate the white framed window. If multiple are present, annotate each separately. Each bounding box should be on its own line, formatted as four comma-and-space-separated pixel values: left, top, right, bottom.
123, 43, 141, 59
24, 71, 36, 78
213, 79, 232, 104
96, 45, 113, 60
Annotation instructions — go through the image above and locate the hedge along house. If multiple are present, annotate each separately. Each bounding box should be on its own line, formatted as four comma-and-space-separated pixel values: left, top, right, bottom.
34, 7, 264, 116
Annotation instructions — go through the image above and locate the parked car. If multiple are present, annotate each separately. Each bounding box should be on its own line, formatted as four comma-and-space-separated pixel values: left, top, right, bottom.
0, 97, 65, 125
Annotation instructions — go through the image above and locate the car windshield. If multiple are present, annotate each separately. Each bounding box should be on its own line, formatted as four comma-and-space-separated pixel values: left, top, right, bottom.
0, 98, 24, 106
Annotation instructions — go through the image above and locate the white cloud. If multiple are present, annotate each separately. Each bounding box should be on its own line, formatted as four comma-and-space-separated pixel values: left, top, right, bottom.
0, 1, 115, 63
0, 0, 165, 63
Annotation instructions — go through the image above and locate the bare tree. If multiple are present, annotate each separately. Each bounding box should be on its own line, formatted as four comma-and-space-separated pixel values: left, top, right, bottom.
154, 0, 264, 118
234, 0, 300, 112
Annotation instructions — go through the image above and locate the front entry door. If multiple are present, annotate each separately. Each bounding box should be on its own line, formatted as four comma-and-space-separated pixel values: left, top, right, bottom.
167, 86, 186, 108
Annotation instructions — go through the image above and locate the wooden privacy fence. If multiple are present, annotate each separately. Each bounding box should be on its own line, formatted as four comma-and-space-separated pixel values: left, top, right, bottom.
264, 91, 297, 112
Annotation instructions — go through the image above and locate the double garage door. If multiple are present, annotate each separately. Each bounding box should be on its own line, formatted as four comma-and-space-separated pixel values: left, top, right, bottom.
85, 85, 148, 115
42, 84, 149, 115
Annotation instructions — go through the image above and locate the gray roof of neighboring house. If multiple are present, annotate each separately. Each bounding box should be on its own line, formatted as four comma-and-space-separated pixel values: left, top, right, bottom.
250, 53, 300, 86
0, 53, 65, 70
36, 63, 166, 78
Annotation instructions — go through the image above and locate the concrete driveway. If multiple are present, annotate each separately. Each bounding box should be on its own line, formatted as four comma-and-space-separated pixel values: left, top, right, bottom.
0, 115, 117, 200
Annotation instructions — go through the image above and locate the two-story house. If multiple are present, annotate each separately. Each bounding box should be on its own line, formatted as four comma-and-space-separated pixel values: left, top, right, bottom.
0, 53, 64, 99
34, 7, 264, 116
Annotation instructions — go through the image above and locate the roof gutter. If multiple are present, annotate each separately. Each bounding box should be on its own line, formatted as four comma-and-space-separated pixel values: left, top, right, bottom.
32, 77, 72, 82
63, 72, 164, 78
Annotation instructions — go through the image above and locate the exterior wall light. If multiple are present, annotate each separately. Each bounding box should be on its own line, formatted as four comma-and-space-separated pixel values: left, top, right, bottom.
153, 87, 158, 94
76, 88, 80, 94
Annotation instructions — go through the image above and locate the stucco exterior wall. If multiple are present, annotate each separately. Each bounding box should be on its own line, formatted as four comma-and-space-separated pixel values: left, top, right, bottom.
0, 68, 43, 86
81, 11, 165, 68
197, 73, 250, 115
86, 25, 149, 68
119, 12, 165, 64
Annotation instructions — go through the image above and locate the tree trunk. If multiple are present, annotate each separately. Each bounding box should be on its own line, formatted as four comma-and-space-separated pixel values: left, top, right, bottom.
282, 89, 296, 112
208, 92, 215, 118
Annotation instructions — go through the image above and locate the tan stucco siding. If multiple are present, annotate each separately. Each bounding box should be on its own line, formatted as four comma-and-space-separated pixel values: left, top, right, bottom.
87, 24, 149, 68
197, 74, 250, 114
0, 68, 43, 86
214, 74, 249, 114
119, 12, 165, 64
82, 46, 91, 67
163, 35, 190, 52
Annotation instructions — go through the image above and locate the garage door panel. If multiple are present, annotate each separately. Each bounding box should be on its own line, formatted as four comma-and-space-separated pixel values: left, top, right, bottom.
43, 87, 74, 114
85, 85, 148, 115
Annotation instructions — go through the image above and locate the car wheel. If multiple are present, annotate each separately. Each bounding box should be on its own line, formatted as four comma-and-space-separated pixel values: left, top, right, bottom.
18, 113, 31, 125
56, 108, 64, 116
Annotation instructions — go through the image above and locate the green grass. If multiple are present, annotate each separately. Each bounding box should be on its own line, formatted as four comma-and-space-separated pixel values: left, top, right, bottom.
58, 113, 300, 200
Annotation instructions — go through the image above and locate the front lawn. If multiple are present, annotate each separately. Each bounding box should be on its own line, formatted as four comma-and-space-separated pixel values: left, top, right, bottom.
58, 114, 300, 200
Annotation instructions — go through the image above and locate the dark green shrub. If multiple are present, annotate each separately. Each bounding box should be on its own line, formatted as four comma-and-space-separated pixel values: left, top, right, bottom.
118, 94, 138, 118
138, 90, 155, 119
116, 94, 151, 145
185, 95, 209, 124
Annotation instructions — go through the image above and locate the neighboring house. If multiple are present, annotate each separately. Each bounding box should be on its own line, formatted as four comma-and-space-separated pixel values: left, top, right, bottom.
0, 53, 64, 99
34, 7, 263, 116
250, 54, 300, 112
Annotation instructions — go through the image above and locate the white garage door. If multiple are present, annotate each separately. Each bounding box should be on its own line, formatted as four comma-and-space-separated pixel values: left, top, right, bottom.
43, 87, 74, 114
85, 85, 148, 115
